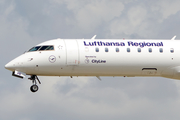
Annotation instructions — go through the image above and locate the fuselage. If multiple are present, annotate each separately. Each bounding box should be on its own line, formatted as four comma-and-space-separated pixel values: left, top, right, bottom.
5, 38, 180, 80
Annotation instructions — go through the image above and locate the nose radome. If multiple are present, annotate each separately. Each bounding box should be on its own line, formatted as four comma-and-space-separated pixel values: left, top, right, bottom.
5, 61, 15, 71
5, 54, 26, 71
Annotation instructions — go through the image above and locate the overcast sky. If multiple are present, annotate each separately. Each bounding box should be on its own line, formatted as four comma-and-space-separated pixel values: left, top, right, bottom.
1, 0, 180, 120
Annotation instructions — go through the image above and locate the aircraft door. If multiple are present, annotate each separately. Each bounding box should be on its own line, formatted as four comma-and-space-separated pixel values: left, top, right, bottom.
64, 40, 79, 65
141, 68, 157, 75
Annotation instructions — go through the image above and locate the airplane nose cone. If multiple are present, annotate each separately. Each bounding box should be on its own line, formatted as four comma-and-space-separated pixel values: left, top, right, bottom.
5, 61, 15, 71
5, 54, 26, 72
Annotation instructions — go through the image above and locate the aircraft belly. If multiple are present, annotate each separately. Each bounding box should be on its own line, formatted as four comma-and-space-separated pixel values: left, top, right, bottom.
70, 66, 161, 76
27, 65, 162, 77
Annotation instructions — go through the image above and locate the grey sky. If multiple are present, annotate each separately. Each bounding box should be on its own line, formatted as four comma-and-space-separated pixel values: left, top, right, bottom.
1, 0, 180, 120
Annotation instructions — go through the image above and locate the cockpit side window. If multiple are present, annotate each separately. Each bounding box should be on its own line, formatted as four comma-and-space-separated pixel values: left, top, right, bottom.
46, 46, 54, 50
39, 46, 54, 51
28, 46, 41, 52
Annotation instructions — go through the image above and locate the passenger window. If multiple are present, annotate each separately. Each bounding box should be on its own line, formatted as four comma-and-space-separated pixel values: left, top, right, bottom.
159, 48, 163, 53
116, 48, 119, 52
137, 48, 141, 53
85, 47, 89, 52
149, 48, 152, 53
105, 48, 108, 52
127, 48, 130, 53
95, 47, 99, 52
28, 46, 41, 52
170, 48, 174, 53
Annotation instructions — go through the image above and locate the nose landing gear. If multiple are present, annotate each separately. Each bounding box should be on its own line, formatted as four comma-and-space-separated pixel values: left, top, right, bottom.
30, 84, 39, 92
28, 75, 41, 92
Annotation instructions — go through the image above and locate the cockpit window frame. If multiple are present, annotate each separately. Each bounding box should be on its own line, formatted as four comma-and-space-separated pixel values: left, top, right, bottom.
28, 45, 55, 52
39, 45, 55, 51
28, 46, 42, 52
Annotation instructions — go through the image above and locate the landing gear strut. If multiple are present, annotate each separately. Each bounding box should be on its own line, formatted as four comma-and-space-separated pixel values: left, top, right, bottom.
28, 75, 41, 92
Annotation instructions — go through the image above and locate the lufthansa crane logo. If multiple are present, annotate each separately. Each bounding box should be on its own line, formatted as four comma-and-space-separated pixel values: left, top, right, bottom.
49, 55, 56, 63
85, 59, 89, 64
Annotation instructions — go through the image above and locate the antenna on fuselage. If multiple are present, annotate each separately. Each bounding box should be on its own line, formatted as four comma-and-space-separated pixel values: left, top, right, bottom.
91, 35, 97, 39
171, 36, 176, 40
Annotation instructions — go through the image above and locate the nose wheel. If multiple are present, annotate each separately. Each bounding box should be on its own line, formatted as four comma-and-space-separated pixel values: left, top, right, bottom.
30, 85, 39, 92
28, 75, 41, 92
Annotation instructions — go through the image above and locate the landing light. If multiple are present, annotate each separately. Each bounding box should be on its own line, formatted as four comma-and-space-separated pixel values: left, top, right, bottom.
12, 70, 26, 79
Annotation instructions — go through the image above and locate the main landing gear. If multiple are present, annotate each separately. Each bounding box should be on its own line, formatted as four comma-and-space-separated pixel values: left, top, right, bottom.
28, 75, 41, 92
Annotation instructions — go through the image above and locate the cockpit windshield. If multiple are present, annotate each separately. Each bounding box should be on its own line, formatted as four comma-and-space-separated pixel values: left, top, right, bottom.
28, 46, 41, 52
28, 45, 54, 52
39, 46, 54, 50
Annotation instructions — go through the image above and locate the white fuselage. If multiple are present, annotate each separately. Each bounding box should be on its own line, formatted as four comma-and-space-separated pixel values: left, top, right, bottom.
5, 39, 180, 80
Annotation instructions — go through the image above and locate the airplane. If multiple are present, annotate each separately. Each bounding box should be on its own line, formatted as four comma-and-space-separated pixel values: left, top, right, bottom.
4, 35, 180, 92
